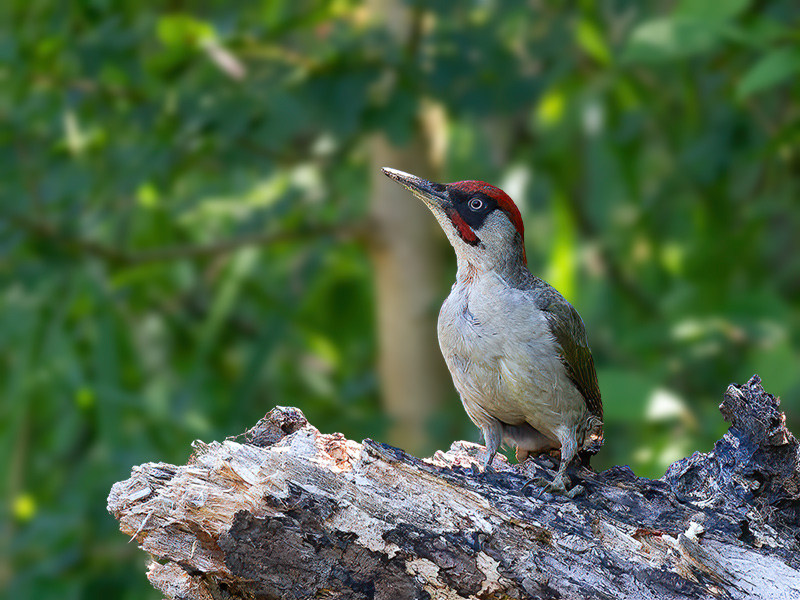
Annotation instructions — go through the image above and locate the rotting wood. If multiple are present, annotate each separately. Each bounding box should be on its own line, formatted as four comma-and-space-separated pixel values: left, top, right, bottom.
108, 375, 800, 599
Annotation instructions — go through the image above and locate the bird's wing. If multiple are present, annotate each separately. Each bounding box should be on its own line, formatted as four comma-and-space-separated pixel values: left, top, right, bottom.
538, 293, 603, 421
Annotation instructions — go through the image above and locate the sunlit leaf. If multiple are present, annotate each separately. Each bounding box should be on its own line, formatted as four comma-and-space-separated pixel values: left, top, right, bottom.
622, 16, 725, 62
156, 13, 216, 48
545, 193, 575, 302
137, 182, 160, 209
74, 386, 96, 409
536, 88, 566, 127
13, 493, 36, 521
645, 388, 694, 426
575, 19, 612, 65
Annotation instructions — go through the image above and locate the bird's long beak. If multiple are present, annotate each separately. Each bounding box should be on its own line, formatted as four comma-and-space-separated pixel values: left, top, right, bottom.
381, 167, 448, 209
382, 167, 482, 247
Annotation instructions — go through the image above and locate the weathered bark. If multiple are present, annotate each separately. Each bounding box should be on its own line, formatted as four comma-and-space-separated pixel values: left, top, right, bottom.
108, 375, 800, 599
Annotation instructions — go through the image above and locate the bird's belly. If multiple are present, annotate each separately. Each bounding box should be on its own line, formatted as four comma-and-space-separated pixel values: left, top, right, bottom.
438, 293, 586, 438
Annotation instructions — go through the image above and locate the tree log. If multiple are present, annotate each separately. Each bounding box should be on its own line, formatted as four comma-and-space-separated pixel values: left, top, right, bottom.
107, 375, 800, 599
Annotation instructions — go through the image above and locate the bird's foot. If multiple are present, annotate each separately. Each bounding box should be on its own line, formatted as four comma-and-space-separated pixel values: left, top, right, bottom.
480, 450, 497, 472
523, 473, 584, 499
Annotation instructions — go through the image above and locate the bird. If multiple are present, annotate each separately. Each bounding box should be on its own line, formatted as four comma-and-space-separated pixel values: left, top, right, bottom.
382, 167, 603, 496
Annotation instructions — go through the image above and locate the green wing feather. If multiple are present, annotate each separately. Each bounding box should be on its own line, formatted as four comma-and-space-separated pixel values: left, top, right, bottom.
539, 294, 603, 421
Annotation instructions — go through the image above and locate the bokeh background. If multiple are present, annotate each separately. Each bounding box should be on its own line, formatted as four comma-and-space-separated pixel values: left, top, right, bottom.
3, 0, 800, 597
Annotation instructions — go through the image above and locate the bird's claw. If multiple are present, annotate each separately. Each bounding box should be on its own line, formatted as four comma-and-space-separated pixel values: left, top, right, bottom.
521, 476, 550, 499
563, 484, 585, 499
480, 450, 498, 473
523, 474, 584, 499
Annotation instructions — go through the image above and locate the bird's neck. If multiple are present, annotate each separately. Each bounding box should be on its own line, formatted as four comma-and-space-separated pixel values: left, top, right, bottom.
455, 252, 528, 288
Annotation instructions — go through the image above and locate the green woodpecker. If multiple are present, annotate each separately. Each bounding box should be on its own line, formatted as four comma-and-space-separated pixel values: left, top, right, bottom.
383, 168, 603, 496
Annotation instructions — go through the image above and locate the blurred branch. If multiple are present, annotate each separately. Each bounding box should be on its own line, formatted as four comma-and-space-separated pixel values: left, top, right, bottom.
7, 212, 371, 266
239, 43, 317, 69
404, 2, 424, 61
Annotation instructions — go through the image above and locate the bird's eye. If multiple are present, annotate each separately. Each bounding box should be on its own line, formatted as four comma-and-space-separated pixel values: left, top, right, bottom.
468, 198, 484, 211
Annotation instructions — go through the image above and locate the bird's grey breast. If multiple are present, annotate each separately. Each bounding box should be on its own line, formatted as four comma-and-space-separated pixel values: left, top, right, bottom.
438, 282, 476, 368
437, 272, 543, 385
438, 271, 577, 427
437, 277, 496, 363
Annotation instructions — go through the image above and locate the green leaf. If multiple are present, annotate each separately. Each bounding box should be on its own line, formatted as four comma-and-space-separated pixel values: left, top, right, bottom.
622, 16, 725, 63
545, 193, 576, 302
725, 18, 788, 47
157, 14, 215, 48
736, 48, 800, 100
535, 88, 566, 128
676, 0, 750, 21
575, 19, 612, 65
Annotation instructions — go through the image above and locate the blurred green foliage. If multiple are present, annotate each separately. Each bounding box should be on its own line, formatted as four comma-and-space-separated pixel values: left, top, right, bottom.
2, 0, 800, 597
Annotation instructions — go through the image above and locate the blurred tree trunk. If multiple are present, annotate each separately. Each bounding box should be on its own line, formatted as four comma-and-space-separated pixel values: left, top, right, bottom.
366, 0, 451, 456
368, 136, 450, 456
